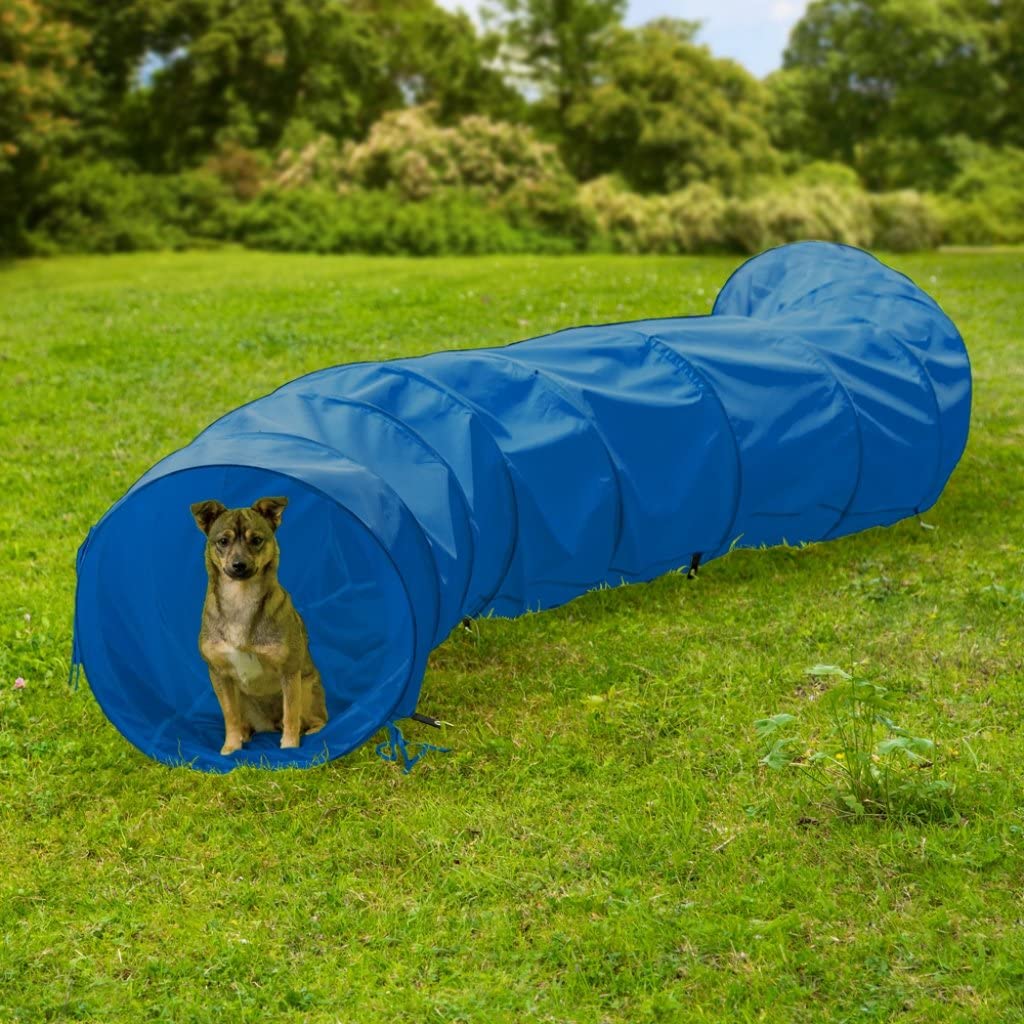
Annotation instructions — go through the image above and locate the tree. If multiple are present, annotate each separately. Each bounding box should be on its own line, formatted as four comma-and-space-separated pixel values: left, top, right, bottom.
769, 0, 998, 189
96, 0, 523, 171
563, 19, 780, 193
0, 0, 91, 250
45, 0, 153, 103
122, 0, 394, 170
970, 0, 1024, 149
356, 0, 525, 125
483, 0, 626, 135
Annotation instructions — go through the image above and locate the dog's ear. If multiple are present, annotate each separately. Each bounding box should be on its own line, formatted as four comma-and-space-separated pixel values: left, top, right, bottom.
252, 496, 288, 531
191, 500, 227, 535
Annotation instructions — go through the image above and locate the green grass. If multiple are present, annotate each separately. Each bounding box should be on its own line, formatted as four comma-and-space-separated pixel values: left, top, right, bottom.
1, 247, 1023, 1023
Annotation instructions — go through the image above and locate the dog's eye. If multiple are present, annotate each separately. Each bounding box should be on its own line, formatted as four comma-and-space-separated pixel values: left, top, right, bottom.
251, 536, 264, 547
216, 536, 229, 547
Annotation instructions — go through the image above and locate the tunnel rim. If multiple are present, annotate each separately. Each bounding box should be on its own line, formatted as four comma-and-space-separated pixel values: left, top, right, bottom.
74, 460, 422, 772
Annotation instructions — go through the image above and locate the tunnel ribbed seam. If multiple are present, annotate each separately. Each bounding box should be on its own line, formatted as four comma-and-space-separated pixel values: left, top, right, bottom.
876, 327, 946, 513
480, 347, 626, 579
777, 330, 865, 542
371, 362, 522, 618
294, 391, 477, 638
644, 334, 745, 562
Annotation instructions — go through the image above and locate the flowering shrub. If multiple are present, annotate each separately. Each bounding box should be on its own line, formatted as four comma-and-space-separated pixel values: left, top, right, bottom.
273, 136, 344, 191
337, 106, 574, 202
724, 185, 875, 253
579, 177, 727, 254
581, 173, 943, 254
270, 107, 589, 244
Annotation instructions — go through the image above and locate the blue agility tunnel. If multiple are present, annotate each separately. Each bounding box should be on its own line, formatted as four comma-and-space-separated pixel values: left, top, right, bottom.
71, 242, 971, 771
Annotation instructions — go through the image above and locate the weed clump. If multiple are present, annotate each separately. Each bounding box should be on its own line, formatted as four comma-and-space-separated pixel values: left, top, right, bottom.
756, 665, 961, 823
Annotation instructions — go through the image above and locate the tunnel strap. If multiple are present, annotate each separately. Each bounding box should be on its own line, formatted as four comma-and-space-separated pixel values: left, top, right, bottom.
375, 721, 450, 774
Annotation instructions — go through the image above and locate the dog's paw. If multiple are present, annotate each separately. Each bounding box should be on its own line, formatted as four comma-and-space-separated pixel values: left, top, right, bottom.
220, 739, 243, 755
303, 719, 326, 736
280, 733, 301, 750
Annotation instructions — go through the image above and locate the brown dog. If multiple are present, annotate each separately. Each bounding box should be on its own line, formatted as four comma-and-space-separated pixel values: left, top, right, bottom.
190, 496, 327, 755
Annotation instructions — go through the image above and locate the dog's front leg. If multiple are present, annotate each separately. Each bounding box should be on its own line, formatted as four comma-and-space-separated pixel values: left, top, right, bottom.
280, 670, 302, 749
209, 669, 246, 755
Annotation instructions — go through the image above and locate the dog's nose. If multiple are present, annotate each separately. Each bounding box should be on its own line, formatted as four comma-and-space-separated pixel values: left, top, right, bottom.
231, 559, 248, 573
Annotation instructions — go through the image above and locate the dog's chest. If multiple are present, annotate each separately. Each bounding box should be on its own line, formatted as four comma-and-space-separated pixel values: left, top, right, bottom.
223, 645, 279, 696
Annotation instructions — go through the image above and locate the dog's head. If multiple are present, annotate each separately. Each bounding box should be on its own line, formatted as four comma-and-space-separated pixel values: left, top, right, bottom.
190, 497, 288, 581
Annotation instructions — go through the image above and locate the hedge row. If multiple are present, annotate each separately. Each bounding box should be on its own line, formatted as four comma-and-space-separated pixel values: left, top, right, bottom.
19, 159, 1021, 258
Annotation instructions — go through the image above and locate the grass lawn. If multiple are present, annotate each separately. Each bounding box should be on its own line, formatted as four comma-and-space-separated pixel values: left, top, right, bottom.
1, 247, 1022, 1023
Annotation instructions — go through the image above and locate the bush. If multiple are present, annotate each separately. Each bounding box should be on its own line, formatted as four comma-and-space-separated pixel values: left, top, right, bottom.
26, 162, 232, 255
646, 185, 727, 253
579, 175, 936, 255
579, 177, 727, 254
203, 143, 270, 200
936, 145, 1024, 245
272, 107, 590, 245
338, 106, 574, 202
230, 186, 578, 256
869, 191, 943, 252
790, 160, 863, 190
498, 176, 594, 247
343, 106, 588, 240
724, 185, 874, 253
273, 136, 344, 192
578, 177, 648, 252
22, 141, 957, 258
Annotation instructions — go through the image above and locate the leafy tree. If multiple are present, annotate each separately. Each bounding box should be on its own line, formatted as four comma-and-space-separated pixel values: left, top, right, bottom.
45, 0, 520, 171
127, 0, 396, 170
563, 19, 780, 193
358, 0, 525, 124
971, 0, 1024, 149
45, 1, 152, 102
483, 0, 626, 134
769, 0, 997, 189
0, 0, 91, 250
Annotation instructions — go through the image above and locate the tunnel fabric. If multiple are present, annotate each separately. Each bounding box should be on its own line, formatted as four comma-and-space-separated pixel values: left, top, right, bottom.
70, 242, 971, 771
